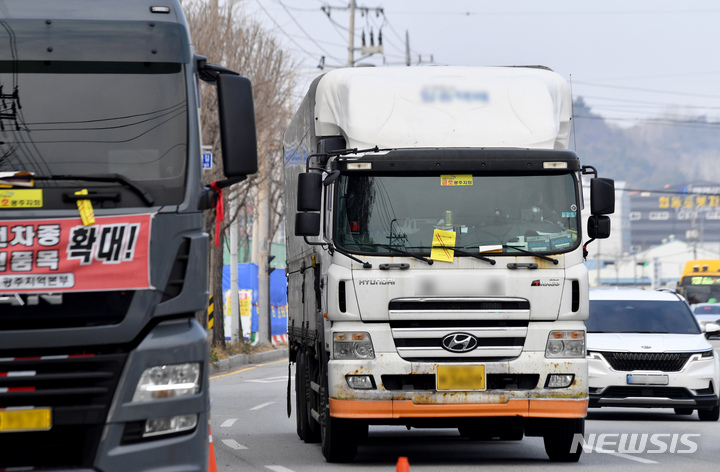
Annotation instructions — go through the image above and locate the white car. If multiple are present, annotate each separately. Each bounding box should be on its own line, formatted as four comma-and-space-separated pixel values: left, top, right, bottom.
693, 303, 720, 338
587, 287, 720, 420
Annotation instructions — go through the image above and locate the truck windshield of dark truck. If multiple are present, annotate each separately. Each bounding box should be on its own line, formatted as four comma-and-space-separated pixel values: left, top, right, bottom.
0, 20, 189, 206
335, 173, 580, 255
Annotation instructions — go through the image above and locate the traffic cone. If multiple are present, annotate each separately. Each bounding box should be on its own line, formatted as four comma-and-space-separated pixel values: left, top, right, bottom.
396, 456, 410, 472
208, 425, 218, 472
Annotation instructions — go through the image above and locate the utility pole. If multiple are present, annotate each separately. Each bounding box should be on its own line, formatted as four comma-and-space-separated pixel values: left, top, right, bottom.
256, 163, 271, 346
405, 30, 410, 66
347, 0, 355, 67
229, 198, 240, 343
323, 2, 384, 67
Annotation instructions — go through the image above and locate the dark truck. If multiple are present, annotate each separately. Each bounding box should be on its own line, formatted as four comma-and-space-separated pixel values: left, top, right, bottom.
0, 1, 257, 470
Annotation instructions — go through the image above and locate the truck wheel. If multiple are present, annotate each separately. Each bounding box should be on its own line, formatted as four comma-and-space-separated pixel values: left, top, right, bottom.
295, 352, 320, 442
295, 352, 309, 441
321, 414, 360, 462
543, 418, 584, 462
698, 405, 719, 421
674, 408, 693, 415
303, 353, 321, 442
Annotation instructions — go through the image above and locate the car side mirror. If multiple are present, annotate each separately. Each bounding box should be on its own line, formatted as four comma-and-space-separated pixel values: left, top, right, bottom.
704, 322, 720, 337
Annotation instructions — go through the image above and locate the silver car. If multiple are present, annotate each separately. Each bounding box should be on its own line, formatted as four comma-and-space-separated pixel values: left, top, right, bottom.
588, 287, 720, 420
693, 303, 720, 338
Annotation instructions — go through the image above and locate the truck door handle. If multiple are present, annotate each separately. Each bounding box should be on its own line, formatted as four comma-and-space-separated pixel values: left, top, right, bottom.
379, 263, 410, 270
507, 263, 538, 270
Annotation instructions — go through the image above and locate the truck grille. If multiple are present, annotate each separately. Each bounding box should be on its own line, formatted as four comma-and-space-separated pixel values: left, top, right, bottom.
599, 352, 692, 372
0, 349, 127, 469
388, 298, 529, 361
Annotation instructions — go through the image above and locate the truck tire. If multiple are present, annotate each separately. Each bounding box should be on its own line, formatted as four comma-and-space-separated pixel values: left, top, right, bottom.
304, 353, 321, 442
321, 414, 361, 462
543, 418, 584, 462
295, 352, 309, 441
295, 352, 320, 442
698, 405, 719, 421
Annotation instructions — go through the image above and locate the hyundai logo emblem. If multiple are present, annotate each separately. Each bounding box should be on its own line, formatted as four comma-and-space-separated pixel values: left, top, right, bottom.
441, 333, 479, 353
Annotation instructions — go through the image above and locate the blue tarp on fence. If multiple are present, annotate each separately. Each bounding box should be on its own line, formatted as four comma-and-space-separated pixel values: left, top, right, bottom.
222, 263, 287, 338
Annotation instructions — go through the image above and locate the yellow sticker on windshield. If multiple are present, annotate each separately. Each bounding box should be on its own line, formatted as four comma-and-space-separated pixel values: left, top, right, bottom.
75, 189, 96, 226
431, 229, 456, 263
441, 175, 473, 186
0, 189, 43, 208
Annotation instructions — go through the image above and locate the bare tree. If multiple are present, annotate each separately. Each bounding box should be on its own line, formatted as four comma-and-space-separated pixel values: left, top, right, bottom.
185, 1, 297, 347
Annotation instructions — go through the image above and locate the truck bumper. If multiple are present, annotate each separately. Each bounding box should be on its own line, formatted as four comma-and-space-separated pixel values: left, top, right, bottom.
327, 351, 587, 420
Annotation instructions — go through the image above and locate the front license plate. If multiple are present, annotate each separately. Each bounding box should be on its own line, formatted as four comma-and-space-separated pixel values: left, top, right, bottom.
0, 408, 52, 432
437, 365, 485, 391
627, 374, 669, 385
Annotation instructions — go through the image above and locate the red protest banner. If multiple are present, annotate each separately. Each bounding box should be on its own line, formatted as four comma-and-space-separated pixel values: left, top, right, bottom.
0, 214, 152, 293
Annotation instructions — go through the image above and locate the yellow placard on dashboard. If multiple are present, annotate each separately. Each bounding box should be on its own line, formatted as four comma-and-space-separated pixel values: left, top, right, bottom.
0, 189, 43, 208
441, 174, 473, 186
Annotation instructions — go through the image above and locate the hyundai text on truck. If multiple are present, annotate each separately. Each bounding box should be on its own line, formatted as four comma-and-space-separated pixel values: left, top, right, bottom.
283, 66, 614, 462
0, 1, 257, 470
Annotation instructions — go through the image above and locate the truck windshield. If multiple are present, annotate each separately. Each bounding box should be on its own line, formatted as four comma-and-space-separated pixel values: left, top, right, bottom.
0, 61, 187, 205
335, 173, 580, 256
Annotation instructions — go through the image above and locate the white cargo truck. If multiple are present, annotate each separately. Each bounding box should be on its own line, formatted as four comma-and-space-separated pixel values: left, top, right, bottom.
283, 66, 614, 462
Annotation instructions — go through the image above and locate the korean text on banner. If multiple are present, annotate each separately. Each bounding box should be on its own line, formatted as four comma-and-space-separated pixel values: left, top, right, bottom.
0, 214, 153, 293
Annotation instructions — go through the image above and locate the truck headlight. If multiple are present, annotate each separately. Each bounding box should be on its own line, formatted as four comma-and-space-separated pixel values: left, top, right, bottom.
132, 362, 201, 402
545, 331, 585, 358
333, 332, 375, 360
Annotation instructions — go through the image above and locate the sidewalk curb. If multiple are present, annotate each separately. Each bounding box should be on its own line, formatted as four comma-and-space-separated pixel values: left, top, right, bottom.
209, 348, 288, 375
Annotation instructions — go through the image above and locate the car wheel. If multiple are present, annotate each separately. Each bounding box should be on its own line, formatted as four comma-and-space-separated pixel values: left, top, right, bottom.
674, 408, 693, 415
698, 405, 719, 421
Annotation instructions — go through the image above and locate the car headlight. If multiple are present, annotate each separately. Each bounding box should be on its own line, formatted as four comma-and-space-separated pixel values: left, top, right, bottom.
545, 330, 585, 358
132, 362, 201, 402
333, 332, 375, 360
690, 350, 714, 361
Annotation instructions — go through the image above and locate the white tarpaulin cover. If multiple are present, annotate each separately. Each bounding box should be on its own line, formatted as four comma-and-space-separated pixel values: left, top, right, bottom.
314, 66, 571, 151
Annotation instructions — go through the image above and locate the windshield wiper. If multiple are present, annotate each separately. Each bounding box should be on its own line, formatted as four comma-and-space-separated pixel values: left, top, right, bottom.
502, 244, 558, 264
31, 173, 154, 206
451, 247, 496, 265
374, 244, 434, 265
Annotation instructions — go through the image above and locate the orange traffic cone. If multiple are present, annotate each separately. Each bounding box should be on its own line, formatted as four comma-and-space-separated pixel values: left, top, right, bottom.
396, 456, 410, 472
209, 425, 218, 472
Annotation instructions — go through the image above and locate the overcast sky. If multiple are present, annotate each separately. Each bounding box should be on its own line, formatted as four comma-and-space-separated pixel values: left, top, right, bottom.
240, 0, 720, 128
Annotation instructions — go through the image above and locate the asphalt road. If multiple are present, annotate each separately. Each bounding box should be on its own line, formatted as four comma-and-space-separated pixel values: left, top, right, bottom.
208, 338, 720, 472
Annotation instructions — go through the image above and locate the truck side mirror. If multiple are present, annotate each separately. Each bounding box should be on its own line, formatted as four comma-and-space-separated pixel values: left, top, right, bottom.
590, 178, 615, 215
295, 212, 321, 237
587, 215, 611, 239
217, 74, 258, 177
297, 173, 322, 211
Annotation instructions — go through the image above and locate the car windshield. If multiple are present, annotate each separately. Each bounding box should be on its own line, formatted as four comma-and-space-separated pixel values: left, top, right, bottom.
334, 173, 580, 256
588, 300, 701, 334
694, 304, 720, 315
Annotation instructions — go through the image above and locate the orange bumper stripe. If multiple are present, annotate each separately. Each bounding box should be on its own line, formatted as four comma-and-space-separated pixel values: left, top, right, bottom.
528, 399, 587, 418
329, 398, 587, 419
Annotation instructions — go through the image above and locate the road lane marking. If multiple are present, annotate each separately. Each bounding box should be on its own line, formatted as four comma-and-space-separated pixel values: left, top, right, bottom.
220, 418, 237, 428
221, 439, 248, 450
210, 359, 286, 380
247, 376, 290, 383
591, 447, 658, 464
266, 466, 295, 472
250, 402, 275, 411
